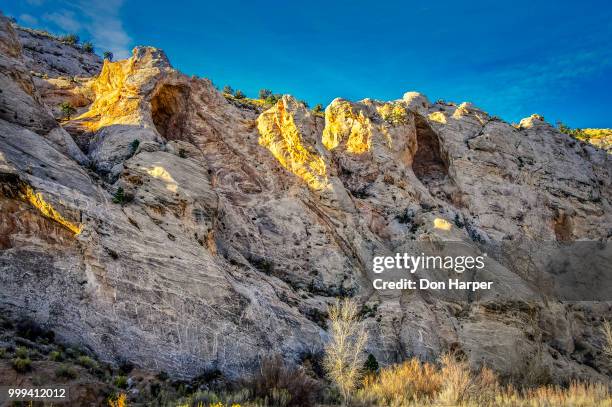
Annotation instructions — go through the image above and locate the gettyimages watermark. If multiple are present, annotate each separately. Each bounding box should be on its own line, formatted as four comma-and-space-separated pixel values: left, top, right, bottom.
373, 252, 491, 291
370, 241, 612, 301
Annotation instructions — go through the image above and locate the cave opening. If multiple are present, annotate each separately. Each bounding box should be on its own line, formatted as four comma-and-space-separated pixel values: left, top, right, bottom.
412, 116, 450, 190
150, 84, 189, 140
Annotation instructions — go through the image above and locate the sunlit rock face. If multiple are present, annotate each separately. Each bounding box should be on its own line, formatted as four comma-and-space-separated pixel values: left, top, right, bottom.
257, 96, 329, 190
321, 98, 423, 207
580, 128, 612, 152
1, 13, 611, 383
74, 47, 172, 132
323, 98, 417, 160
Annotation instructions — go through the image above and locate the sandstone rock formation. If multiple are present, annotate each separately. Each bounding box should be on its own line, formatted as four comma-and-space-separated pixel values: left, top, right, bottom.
575, 128, 612, 152
0, 13, 611, 384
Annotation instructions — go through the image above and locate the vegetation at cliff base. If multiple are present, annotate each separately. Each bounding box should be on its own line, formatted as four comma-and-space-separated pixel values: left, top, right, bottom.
56, 364, 77, 379
363, 354, 379, 374
1, 305, 611, 407
324, 298, 368, 404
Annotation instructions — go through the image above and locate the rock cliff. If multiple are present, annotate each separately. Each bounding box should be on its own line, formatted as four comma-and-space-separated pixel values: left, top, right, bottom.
0, 13, 611, 383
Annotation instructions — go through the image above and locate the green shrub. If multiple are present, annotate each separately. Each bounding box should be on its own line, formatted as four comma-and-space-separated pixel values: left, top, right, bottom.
112, 187, 126, 204
114, 375, 128, 388
265, 94, 280, 105
119, 360, 134, 374
222, 85, 234, 95
82, 41, 94, 53
299, 99, 309, 108
0, 348, 6, 358
61, 34, 79, 45
359, 303, 378, 318
103, 51, 114, 61
556, 121, 588, 139
363, 353, 379, 374
396, 208, 414, 224
557, 121, 571, 133
249, 257, 273, 274
65, 347, 80, 359
15, 346, 28, 359
59, 101, 76, 119
382, 106, 408, 125
77, 355, 97, 370
258, 89, 272, 100
313, 104, 324, 114
15, 319, 43, 340
12, 357, 32, 373
129, 139, 140, 156
305, 308, 328, 329
234, 89, 246, 99
56, 364, 77, 379
49, 350, 63, 362
454, 213, 465, 228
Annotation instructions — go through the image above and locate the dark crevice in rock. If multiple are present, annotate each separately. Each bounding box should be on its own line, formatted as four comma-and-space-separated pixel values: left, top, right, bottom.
412, 116, 448, 183
151, 84, 190, 141
412, 116, 453, 202
62, 123, 92, 154
553, 210, 574, 241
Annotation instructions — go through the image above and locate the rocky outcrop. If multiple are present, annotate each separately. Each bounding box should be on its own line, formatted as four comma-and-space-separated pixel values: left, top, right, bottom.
575, 128, 612, 152
0, 17, 57, 135
257, 96, 329, 190
16, 26, 102, 78
0, 14, 611, 384
0, 16, 87, 165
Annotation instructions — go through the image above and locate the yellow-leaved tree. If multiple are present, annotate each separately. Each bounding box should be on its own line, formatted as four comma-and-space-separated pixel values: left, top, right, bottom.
323, 298, 368, 405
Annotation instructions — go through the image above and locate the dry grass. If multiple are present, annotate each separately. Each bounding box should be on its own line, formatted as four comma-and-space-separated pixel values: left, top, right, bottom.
356, 358, 443, 405
511, 382, 612, 406
353, 355, 612, 407
436, 354, 499, 405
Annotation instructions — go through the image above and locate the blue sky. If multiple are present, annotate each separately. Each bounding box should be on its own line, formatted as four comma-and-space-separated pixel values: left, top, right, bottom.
6, 0, 612, 127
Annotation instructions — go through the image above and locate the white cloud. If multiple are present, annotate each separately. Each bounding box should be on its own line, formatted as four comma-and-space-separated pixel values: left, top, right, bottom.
453, 43, 612, 120
19, 14, 39, 26
43, 10, 81, 33
75, 0, 132, 59
36, 1, 131, 59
